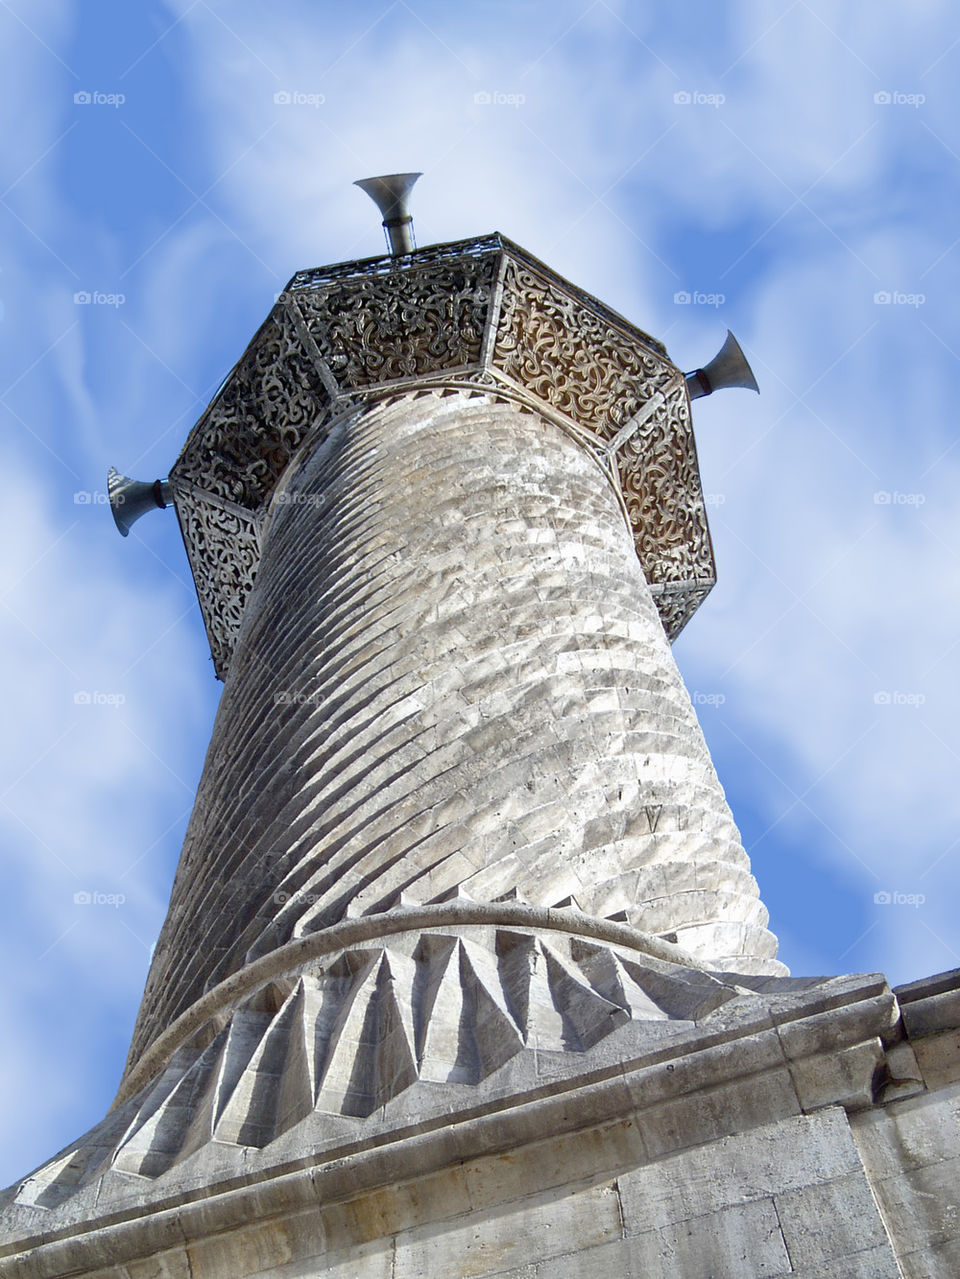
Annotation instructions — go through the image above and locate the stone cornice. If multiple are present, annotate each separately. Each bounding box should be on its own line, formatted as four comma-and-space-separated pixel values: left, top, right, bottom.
0, 968, 918, 1278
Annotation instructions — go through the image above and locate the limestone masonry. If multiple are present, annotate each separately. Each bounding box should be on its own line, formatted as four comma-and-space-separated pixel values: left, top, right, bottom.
1, 234, 957, 1278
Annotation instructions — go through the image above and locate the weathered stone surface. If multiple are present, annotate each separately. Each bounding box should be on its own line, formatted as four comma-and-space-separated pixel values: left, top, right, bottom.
0, 970, 921, 1277
775, 1170, 890, 1266
130, 390, 782, 1079
788, 1038, 885, 1112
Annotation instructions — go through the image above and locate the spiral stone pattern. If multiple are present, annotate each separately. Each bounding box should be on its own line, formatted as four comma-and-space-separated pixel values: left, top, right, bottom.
129, 389, 781, 1073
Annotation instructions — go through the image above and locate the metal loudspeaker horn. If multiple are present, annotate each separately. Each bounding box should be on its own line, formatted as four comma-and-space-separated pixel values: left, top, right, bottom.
354, 172, 422, 256
685, 330, 760, 400
107, 467, 172, 538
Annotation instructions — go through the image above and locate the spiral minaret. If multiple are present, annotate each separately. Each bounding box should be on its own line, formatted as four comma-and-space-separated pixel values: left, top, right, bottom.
45, 234, 955, 1279
3, 224, 953, 1279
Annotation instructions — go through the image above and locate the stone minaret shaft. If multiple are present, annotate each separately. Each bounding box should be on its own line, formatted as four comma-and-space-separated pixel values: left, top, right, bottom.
84, 232, 784, 1104
129, 379, 778, 1075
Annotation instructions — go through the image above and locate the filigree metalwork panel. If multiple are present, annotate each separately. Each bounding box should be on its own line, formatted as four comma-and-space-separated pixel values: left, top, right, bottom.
648, 586, 714, 645
172, 484, 262, 679
613, 383, 714, 591
492, 257, 671, 439
169, 237, 720, 677
289, 234, 502, 289
291, 252, 497, 389
172, 304, 330, 511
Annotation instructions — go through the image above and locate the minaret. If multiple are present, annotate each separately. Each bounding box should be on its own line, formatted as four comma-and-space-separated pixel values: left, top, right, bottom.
3, 182, 949, 1279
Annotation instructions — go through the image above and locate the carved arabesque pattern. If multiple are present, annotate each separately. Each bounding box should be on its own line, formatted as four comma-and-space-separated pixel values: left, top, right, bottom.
172, 305, 330, 511
171, 239, 719, 677
492, 259, 672, 440
649, 586, 714, 642
289, 234, 503, 289
292, 253, 497, 389
173, 484, 262, 678
615, 383, 714, 590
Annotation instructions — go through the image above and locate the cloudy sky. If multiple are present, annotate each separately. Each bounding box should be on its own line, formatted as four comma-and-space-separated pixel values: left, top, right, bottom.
1, 0, 958, 1189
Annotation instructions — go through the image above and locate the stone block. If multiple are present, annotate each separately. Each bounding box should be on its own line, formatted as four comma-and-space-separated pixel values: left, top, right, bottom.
789, 1245, 903, 1278
877, 1040, 925, 1103
320, 1166, 472, 1252
774, 1171, 890, 1267
531, 1238, 635, 1277
392, 1181, 622, 1279
626, 1198, 791, 1278
97, 1259, 195, 1279
184, 1204, 326, 1279
851, 1083, 960, 1179
869, 1157, 960, 1256
912, 1030, 960, 1089
619, 1108, 859, 1234
635, 1066, 800, 1160
461, 1119, 644, 1214
261, 1237, 394, 1279
788, 1039, 884, 1112
898, 1234, 960, 1279
901, 988, 960, 1040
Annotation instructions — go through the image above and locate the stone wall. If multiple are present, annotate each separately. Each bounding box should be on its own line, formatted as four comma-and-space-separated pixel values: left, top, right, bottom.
3, 967, 956, 1277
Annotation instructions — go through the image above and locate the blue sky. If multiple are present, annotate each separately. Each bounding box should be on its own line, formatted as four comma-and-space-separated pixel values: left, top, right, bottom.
1, 0, 959, 1189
